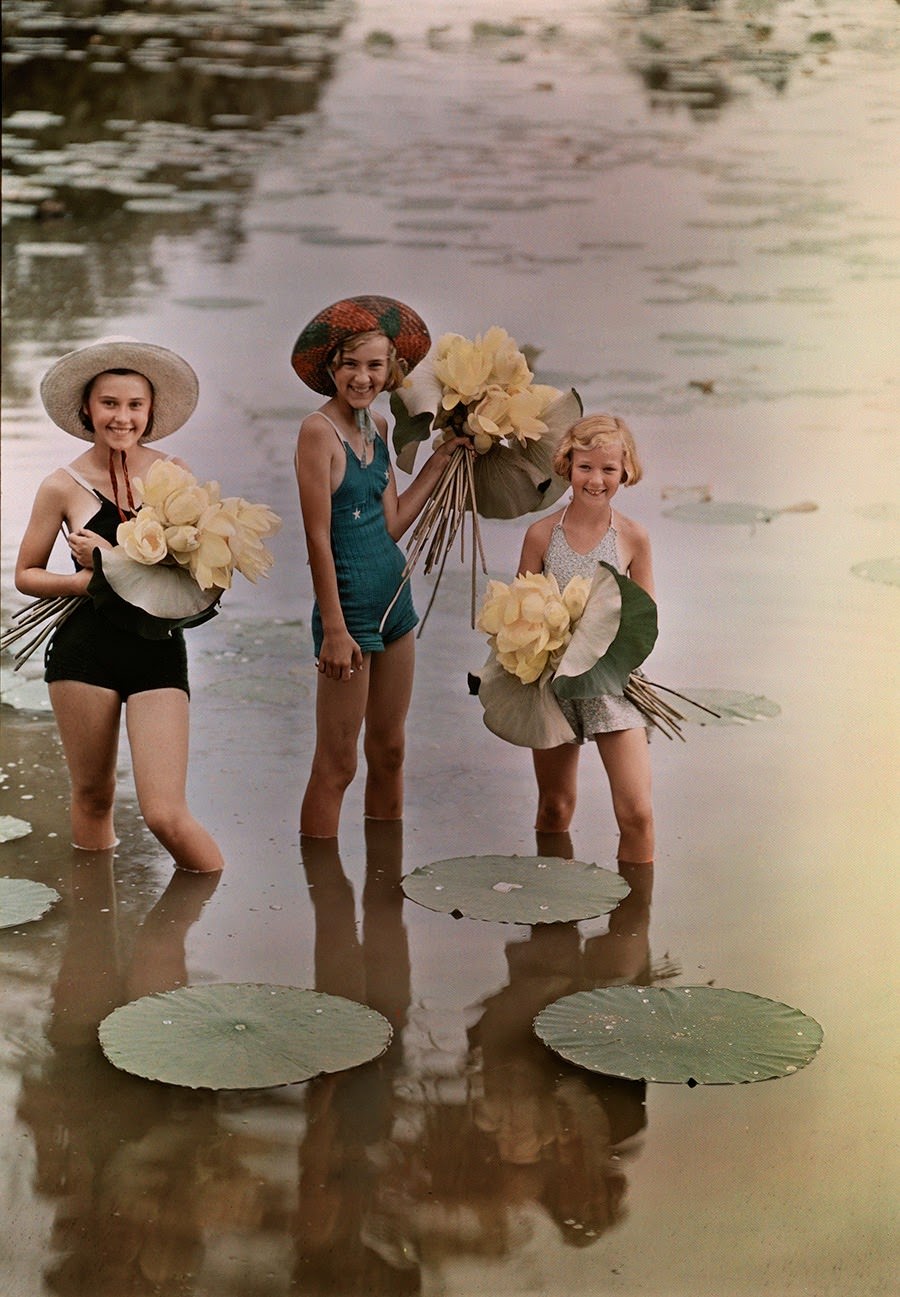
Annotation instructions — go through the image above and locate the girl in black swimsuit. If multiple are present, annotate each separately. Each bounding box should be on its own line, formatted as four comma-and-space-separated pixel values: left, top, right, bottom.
14, 337, 223, 872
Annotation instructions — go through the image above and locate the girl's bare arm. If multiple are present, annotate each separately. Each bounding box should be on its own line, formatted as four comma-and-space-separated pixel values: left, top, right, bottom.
517, 515, 555, 577
295, 419, 363, 674
15, 474, 93, 599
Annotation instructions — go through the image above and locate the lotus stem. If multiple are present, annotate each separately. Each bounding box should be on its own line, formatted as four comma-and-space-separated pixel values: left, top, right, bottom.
640, 679, 722, 719
2, 595, 84, 670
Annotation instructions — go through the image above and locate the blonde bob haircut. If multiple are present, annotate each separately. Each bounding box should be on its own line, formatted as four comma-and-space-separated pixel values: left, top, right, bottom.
326, 330, 408, 393
552, 414, 643, 486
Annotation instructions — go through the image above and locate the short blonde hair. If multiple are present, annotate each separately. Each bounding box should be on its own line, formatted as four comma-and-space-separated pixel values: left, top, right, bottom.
327, 330, 407, 393
553, 414, 643, 485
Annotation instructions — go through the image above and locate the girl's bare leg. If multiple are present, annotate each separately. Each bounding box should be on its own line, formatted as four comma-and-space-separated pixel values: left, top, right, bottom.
49, 680, 121, 850
532, 743, 581, 834
126, 689, 224, 873
363, 632, 415, 821
594, 727, 654, 865
301, 661, 371, 838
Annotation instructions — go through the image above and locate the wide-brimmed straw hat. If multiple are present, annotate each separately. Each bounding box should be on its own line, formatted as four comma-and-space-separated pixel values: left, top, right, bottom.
290, 295, 431, 395
40, 336, 199, 442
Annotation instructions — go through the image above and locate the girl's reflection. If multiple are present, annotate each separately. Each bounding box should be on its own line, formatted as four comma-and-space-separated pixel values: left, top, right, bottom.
296, 820, 419, 1292
17, 851, 220, 1296
463, 835, 654, 1245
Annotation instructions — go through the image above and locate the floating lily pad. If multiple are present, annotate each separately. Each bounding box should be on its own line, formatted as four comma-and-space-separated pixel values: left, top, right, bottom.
669, 687, 781, 725
98, 984, 392, 1090
534, 986, 823, 1084
0, 877, 60, 928
851, 557, 900, 587
402, 855, 630, 924
0, 668, 52, 712
0, 817, 33, 844
663, 501, 777, 526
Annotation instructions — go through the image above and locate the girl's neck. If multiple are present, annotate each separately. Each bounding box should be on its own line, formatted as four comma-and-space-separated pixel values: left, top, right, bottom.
564, 495, 613, 536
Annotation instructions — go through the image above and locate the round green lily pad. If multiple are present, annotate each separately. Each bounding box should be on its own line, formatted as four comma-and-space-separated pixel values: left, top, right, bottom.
674, 688, 781, 725
98, 984, 392, 1090
0, 876, 60, 928
534, 985, 823, 1085
851, 556, 900, 587
663, 501, 776, 526
402, 855, 630, 924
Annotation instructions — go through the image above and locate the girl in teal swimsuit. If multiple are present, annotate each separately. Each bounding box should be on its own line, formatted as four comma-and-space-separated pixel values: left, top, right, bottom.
15, 337, 223, 872
292, 296, 466, 838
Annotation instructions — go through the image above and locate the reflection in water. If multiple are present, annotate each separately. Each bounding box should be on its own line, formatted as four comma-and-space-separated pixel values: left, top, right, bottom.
16, 855, 221, 1295
293, 831, 659, 1286
1, 0, 350, 391
297, 821, 418, 1292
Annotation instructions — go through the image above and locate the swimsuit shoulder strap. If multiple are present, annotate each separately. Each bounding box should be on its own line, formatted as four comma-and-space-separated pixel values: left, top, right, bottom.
316, 412, 347, 448
61, 465, 102, 499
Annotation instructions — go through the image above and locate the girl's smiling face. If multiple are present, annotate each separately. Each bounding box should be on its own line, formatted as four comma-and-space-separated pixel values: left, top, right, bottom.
569, 440, 626, 507
82, 371, 153, 449
330, 335, 391, 410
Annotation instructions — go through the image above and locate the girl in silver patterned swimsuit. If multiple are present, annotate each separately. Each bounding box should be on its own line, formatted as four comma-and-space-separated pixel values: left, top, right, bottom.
516, 415, 655, 867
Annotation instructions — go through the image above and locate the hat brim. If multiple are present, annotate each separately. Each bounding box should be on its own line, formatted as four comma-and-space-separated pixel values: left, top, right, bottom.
40, 337, 199, 442
290, 295, 430, 395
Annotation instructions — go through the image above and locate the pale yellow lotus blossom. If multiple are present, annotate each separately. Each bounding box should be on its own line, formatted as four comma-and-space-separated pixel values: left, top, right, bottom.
562, 574, 591, 624
467, 387, 512, 445
481, 326, 533, 392
161, 483, 210, 527
163, 524, 200, 561
477, 572, 577, 683
221, 498, 282, 539
134, 459, 197, 512
117, 511, 168, 565
433, 333, 494, 410
187, 503, 236, 590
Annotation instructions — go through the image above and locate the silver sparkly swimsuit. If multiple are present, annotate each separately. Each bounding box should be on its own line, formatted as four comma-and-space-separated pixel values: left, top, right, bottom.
544, 513, 648, 743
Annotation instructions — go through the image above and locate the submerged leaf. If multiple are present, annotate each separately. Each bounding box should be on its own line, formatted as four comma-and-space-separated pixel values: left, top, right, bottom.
98, 984, 392, 1090
535, 985, 823, 1084
663, 501, 777, 526
672, 687, 781, 725
0, 876, 60, 928
402, 855, 630, 924
851, 556, 900, 588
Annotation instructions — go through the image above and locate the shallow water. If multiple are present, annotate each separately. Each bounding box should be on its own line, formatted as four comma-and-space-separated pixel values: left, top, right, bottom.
2, 1, 898, 1294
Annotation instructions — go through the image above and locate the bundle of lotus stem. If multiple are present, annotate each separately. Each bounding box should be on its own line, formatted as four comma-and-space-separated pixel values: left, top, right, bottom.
0, 595, 84, 669
381, 444, 486, 636
626, 676, 721, 740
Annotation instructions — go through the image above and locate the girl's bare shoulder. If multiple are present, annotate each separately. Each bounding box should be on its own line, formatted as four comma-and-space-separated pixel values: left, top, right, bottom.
614, 509, 651, 547
526, 507, 564, 543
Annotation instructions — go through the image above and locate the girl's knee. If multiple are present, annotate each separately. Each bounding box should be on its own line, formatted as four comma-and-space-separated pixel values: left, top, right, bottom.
71, 778, 116, 821
536, 789, 576, 833
311, 746, 358, 794
365, 733, 405, 778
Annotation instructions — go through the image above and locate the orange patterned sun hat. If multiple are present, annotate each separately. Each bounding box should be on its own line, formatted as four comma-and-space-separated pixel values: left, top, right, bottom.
290, 295, 431, 395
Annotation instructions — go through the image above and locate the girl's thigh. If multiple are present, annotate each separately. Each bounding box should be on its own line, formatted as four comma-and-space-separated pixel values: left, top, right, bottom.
49, 680, 121, 786
313, 659, 372, 751
365, 633, 415, 741
594, 728, 652, 808
532, 743, 581, 796
125, 688, 192, 801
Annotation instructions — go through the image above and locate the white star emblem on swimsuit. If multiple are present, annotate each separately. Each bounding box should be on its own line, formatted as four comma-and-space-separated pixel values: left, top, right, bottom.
353, 507, 361, 520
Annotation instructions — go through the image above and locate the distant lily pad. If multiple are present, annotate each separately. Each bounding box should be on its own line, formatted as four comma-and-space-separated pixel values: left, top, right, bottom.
0, 816, 33, 844
0, 877, 60, 928
99, 984, 392, 1090
851, 557, 900, 587
402, 855, 630, 924
534, 986, 823, 1084
663, 501, 777, 526
669, 687, 781, 725
0, 669, 51, 712
174, 297, 262, 310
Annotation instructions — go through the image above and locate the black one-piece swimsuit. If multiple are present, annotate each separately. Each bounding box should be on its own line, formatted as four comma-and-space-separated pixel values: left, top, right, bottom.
44, 494, 189, 699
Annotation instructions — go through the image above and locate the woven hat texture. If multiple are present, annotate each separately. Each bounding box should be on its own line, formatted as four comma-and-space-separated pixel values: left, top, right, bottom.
291, 295, 430, 395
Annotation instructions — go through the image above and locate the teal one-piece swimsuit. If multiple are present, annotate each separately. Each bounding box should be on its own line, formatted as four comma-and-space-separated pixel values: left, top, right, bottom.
311, 415, 418, 656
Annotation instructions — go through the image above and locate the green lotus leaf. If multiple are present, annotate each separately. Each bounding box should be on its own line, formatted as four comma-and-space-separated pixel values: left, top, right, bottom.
663, 501, 777, 526
476, 656, 576, 749
0, 816, 33, 844
390, 392, 437, 474
469, 388, 580, 520
0, 876, 60, 928
402, 855, 630, 924
90, 549, 221, 640
534, 985, 823, 1084
98, 984, 392, 1090
851, 556, 900, 587
673, 688, 781, 725
553, 563, 658, 700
